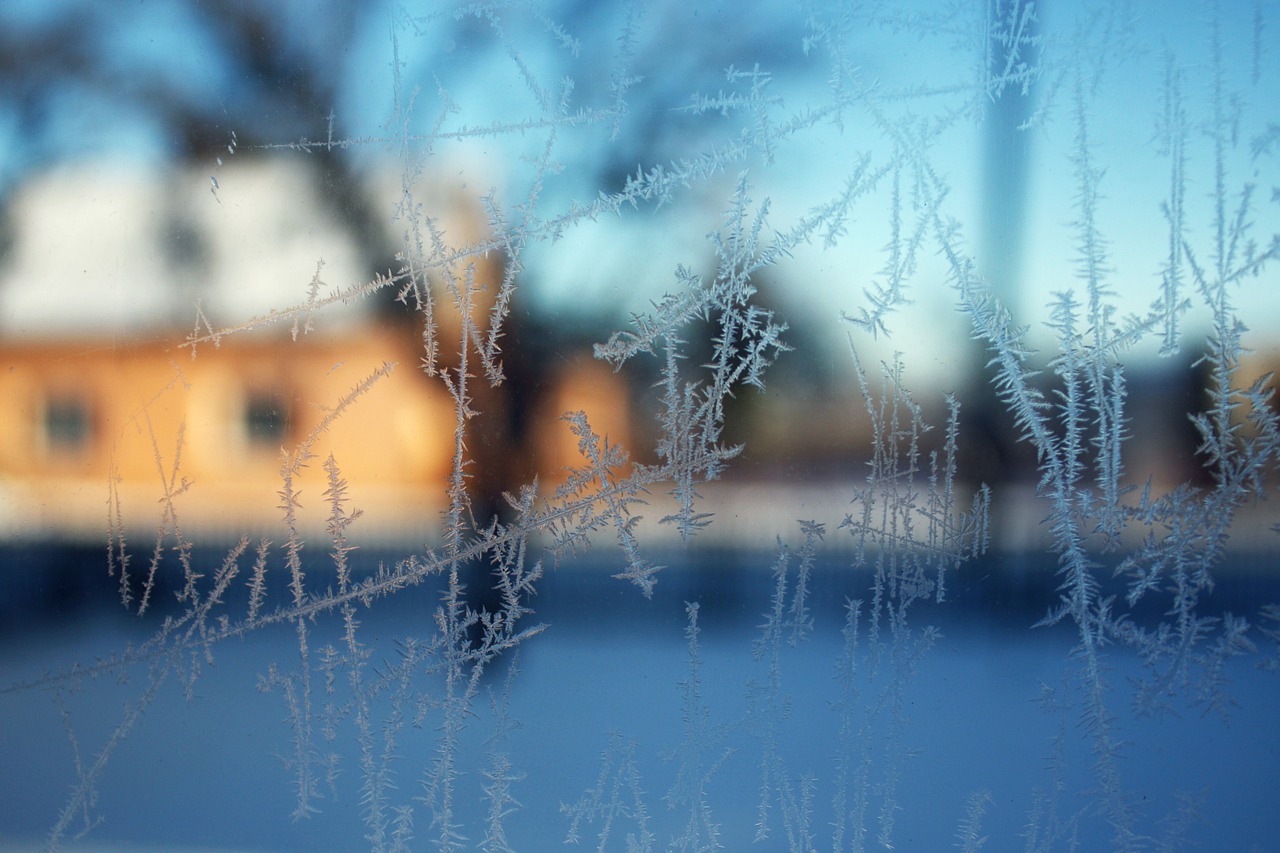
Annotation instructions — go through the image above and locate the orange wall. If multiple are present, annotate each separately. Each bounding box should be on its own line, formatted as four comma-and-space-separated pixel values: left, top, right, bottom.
0, 332, 453, 540
0, 328, 634, 543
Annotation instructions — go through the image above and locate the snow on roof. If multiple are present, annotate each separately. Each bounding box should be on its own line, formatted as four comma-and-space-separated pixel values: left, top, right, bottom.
0, 158, 370, 339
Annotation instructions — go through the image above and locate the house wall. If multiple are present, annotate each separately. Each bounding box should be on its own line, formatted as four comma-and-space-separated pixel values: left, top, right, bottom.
0, 327, 634, 544
0, 331, 452, 542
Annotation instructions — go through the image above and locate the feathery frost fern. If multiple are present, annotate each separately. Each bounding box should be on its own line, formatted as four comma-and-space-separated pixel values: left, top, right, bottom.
4, 0, 1279, 850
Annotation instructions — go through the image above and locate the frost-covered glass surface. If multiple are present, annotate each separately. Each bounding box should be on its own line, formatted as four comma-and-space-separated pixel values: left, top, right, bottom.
1, 1, 1279, 850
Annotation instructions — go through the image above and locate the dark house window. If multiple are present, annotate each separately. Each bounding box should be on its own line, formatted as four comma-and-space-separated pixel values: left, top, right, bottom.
244, 392, 289, 447
44, 396, 91, 451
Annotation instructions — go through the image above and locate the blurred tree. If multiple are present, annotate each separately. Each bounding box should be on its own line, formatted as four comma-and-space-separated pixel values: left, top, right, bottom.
0, 0, 398, 281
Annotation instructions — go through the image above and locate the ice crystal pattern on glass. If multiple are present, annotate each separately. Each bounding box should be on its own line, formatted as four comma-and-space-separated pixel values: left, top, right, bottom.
4, 0, 1279, 851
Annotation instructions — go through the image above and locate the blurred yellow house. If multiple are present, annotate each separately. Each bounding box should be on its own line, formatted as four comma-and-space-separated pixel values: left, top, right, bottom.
0, 158, 634, 545
0, 327, 633, 544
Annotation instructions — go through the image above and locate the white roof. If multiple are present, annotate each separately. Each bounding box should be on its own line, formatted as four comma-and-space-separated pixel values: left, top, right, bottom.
0, 158, 369, 338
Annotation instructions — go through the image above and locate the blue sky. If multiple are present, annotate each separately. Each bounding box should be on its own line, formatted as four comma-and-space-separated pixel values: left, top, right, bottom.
0, 0, 1277, 386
